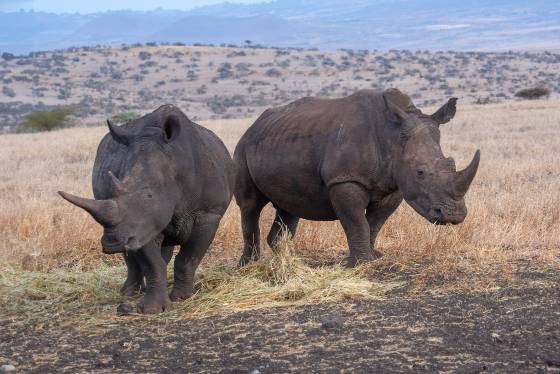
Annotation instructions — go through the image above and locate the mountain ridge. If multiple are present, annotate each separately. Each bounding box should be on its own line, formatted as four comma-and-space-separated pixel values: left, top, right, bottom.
1, 0, 559, 54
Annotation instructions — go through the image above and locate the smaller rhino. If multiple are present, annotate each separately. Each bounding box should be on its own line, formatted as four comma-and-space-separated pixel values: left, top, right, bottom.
59, 105, 234, 313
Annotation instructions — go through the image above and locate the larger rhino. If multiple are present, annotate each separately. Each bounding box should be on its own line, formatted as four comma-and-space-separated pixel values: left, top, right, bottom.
59, 105, 234, 313
234, 89, 480, 267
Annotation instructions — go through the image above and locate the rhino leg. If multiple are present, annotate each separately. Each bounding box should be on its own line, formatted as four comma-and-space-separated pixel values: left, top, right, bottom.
170, 213, 221, 301
120, 252, 145, 297
366, 192, 403, 258
235, 160, 268, 266
161, 245, 174, 265
120, 246, 174, 297
136, 236, 172, 314
267, 208, 300, 250
329, 182, 373, 267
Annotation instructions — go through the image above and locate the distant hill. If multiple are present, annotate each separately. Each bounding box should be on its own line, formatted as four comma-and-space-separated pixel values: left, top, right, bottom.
1, 0, 560, 54
154, 14, 318, 46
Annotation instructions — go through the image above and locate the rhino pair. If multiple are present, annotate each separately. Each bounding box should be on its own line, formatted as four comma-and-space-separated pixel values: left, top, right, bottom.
60, 89, 480, 313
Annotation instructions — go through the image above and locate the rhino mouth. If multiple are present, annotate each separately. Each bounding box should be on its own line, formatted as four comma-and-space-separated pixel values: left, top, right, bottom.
101, 236, 126, 254
407, 200, 466, 225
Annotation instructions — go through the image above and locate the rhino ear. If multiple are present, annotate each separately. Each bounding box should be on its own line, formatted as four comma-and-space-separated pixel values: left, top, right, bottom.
163, 114, 181, 143
431, 97, 457, 126
385, 98, 408, 124
107, 119, 130, 145
383, 94, 415, 139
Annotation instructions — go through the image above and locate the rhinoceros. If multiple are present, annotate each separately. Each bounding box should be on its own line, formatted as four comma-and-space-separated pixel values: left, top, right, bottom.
234, 89, 480, 267
59, 105, 234, 313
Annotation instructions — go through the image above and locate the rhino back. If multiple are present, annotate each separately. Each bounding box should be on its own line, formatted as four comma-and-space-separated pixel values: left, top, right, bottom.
235, 90, 392, 219
185, 122, 235, 214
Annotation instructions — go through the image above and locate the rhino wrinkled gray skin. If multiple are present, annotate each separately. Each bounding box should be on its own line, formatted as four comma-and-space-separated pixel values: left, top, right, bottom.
59, 105, 234, 313
234, 89, 480, 267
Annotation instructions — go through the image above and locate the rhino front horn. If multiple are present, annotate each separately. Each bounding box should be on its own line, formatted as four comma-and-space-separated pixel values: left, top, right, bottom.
58, 191, 118, 226
454, 150, 481, 196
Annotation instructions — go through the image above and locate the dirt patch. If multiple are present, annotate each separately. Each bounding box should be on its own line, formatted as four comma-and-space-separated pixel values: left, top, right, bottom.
1, 269, 558, 373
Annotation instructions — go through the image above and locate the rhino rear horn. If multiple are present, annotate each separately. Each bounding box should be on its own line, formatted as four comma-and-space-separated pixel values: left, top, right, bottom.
454, 150, 480, 196
58, 191, 118, 226
107, 119, 130, 145
108, 171, 127, 196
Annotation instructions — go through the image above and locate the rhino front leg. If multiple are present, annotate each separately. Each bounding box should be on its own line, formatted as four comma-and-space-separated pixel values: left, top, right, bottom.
170, 213, 221, 301
120, 252, 145, 297
120, 246, 174, 297
329, 182, 373, 267
135, 236, 172, 314
366, 192, 403, 258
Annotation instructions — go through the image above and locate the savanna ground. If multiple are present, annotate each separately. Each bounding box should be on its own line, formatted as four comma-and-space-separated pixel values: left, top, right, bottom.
1, 99, 559, 372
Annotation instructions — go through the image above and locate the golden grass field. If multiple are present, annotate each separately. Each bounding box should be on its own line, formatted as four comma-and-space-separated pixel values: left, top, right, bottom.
1, 99, 559, 320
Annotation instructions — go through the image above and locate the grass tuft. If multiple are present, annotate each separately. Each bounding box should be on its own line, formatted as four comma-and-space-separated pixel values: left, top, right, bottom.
178, 233, 401, 317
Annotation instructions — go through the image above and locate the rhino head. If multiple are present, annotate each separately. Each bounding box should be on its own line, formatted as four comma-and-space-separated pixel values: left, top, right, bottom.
386, 93, 480, 225
59, 115, 183, 253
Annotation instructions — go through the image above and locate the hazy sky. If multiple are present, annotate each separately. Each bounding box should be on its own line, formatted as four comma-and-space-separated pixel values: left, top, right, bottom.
0, 0, 266, 13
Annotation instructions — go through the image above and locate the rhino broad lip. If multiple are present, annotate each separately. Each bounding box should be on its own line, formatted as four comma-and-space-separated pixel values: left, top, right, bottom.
102, 241, 125, 253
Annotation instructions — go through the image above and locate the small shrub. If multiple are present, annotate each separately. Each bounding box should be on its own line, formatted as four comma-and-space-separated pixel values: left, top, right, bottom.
1, 52, 15, 61
475, 97, 495, 105
266, 68, 282, 78
515, 86, 550, 100
2, 86, 16, 98
111, 111, 141, 124
22, 107, 75, 132
138, 51, 152, 61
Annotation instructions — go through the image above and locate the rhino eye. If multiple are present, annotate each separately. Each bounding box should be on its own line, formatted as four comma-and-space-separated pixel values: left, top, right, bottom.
417, 170, 425, 179
146, 193, 153, 199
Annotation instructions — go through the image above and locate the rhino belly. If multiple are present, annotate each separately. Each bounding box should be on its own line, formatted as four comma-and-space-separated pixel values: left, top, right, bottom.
246, 145, 337, 221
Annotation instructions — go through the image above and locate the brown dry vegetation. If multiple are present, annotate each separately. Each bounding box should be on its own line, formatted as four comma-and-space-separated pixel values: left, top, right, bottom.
1, 97, 559, 308
1, 45, 559, 130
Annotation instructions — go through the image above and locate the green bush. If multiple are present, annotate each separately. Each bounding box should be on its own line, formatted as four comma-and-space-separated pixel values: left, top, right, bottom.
22, 107, 75, 132
111, 111, 141, 124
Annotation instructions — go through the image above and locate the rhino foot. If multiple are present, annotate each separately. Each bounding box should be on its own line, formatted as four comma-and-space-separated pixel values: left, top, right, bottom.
169, 287, 194, 302
120, 281, 145, 298
238, 253, 259, 267
137, 294, 172, 314
344, 251, 383, 268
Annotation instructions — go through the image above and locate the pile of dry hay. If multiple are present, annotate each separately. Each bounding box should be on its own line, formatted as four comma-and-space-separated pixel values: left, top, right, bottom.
0, 236, 404, 323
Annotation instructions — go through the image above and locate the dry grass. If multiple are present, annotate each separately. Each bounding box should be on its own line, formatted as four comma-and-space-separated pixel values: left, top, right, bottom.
1, 99, 559, 319
0, 234, 401, 322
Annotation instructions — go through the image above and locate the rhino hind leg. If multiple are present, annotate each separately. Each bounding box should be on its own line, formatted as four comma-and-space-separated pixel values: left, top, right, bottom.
120, 252, 145, 297
329, 182, 375, 267
161, 245, 174, 265
235, 158, 269, 266
366, 192, 403, 258
136, 236, 172, 314
170, 213, 221, 302
267, 208, 299, 250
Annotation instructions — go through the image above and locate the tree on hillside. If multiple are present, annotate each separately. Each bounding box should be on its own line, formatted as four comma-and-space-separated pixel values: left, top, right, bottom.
21, 107, 75, 132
